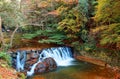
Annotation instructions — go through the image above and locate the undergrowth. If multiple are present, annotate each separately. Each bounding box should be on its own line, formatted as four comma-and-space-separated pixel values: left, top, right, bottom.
0, 51, 12, 66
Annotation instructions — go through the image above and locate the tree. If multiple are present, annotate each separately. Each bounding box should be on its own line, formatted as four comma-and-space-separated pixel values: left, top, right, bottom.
93, 0, 120, 49
94, 0, 120, 25
78, 0, 89, 17
100, 24, 120, 48
57, 6, 87, 38
23, 0, 89, 45
0, 0, 25, 49
0, 16, 5, 48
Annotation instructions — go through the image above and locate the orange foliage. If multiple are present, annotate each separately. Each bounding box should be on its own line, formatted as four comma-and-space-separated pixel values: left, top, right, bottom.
0, 62, 18, 79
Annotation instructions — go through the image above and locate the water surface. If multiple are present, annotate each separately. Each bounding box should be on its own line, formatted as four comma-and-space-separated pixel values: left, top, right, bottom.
30, 61, 115, 79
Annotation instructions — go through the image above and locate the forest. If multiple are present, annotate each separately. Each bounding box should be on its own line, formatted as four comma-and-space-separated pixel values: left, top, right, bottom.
0, 0, 120, 79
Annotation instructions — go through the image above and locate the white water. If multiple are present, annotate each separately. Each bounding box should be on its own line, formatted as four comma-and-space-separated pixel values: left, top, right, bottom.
16, 51, 26, 72
16, 47, 74, 76
27, 54, 42, 76
40, 47, 74, 66
27, 62, 39, 76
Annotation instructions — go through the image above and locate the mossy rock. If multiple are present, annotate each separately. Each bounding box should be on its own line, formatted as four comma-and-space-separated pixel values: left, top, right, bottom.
17, 72, 26, 79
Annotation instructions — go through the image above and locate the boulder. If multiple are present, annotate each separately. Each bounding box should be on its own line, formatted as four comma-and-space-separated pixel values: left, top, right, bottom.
35, 62, 46, 74
43, 57, 57, 71
34, 57, 57, 74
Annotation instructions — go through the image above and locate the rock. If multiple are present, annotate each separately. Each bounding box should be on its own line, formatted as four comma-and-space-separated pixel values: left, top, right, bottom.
35, 62, 46, 74
34, 57, 57, 74
43, 57, 57, 71
26, 53, 31, 61
11, 53, 17, 58
30, 51, 39, 59
76, 56, 111, 67
12, 58, 16, 68
17, 72, 26, 79
26, 51, 39, 61
25, 58, 38, 70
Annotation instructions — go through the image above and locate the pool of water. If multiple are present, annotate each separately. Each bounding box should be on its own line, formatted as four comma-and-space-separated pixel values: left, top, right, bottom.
28, 61, 115, 79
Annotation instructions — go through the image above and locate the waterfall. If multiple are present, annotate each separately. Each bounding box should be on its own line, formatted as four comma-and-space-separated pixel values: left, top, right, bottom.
27, 54, 42, 76
16, 51, 26, 72
40, 47, 74, 66
15, 47, 74, 76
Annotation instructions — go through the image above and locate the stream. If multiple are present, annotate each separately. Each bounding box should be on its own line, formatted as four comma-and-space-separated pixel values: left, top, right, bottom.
11, 47, 115, 79
30, 61, 115, 79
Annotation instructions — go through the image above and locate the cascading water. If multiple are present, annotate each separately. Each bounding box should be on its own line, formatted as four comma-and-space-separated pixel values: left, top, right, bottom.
15, 47, 74, 76
16, 51, 26, 72
27, 54, 42, 76
40, 47, 74, 66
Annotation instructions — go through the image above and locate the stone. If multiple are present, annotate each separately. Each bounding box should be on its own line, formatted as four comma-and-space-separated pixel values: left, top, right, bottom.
25, 58, 38, 70
30, 52, 39, 59
34, 57, 57, 74
43, 57, 57, 71
35, 62, 46, 74
11, 53, 17, 58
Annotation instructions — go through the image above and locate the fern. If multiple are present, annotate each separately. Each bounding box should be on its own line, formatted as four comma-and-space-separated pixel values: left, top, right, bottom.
22, 34, 37, 39
38, 32, 67, 44
22, 29, 67, 44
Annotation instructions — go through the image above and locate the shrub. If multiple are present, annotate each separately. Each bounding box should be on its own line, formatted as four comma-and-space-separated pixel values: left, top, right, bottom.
0, 51, 12, 66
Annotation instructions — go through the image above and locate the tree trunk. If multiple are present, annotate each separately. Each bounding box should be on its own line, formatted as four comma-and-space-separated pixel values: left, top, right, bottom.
0, 16, 5, 49
10, 25, 19, 47
10, 0, 23, 47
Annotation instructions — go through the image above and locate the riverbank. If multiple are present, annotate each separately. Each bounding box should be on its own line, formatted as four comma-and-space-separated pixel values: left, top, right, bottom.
76, 56, 120, 79
0, 60, 26, 79
0, 66, 17, 79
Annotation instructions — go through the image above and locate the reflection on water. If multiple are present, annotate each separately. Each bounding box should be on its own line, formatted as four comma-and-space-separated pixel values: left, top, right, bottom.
29, 61, 115, 79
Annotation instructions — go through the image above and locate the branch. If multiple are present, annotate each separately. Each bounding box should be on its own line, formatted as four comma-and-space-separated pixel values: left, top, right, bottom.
10, 25, 19, 47
25, 23, 44, 27
0, 9, 7, 13
0, 16, 5, 49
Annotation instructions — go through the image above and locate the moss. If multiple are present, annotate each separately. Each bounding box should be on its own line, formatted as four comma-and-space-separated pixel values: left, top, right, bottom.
17, 73, 26, 79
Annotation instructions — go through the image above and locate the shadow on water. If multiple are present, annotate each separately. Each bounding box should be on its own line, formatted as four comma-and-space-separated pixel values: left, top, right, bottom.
27, 60, 115, 79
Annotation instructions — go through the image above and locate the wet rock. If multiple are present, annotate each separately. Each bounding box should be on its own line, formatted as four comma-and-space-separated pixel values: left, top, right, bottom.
17, 72, 26, 79
11, 53, 17, 58
35, 62, 46, 74
12, 58, 16, 68
28, 58, 38, 65
25, 58, 38, 70
30, 51, 39, 59
43, 57, 57, 71
26, 50, 40, 61
26, 53, 31, 61
34, 57, 57, 74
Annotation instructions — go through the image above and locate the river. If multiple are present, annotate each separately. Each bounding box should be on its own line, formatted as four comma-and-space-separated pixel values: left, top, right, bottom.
29, 60, 115, 79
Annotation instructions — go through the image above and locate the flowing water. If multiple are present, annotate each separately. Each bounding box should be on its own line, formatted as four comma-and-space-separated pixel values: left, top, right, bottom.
16, 51, 26, 71
15, 47, 75, 76
14, 47, 115, 79
39, 47, 74, 66
30, 61, 115, 79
